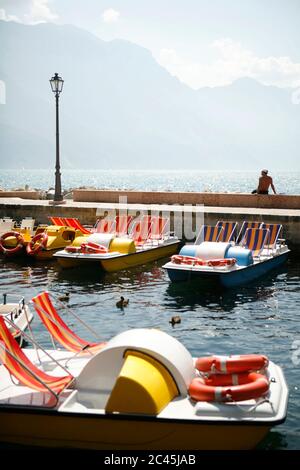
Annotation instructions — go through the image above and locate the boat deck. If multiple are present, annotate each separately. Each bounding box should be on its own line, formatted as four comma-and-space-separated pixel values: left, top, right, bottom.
0, 349, 85, 409
0, 349, 288, 425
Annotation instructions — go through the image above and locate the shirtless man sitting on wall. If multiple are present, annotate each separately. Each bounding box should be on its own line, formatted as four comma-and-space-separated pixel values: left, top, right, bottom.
252, 169, 276, 195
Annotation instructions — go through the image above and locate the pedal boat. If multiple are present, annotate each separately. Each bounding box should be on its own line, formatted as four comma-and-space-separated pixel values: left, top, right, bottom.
0, 221, 79, 260
0, 295, 33, 340
163, 226, 290, 288
28, 225, 88, 260
54, 233, 180, 272
0, 218, 44, 258
0, 328, 288, 450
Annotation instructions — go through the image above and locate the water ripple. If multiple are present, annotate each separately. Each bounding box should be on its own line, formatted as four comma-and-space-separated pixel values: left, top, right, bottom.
0, 253, 299, 449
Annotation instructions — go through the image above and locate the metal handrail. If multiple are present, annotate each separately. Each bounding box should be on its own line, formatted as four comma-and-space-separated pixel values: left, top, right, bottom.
53, 294, 102, 341
2, 294, 27, 305
4, 316, 72, 376
30, 298, 101, 354
0, 341, 60, 407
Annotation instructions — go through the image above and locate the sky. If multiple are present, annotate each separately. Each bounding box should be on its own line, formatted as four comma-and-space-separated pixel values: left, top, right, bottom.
1, 0, 300, 89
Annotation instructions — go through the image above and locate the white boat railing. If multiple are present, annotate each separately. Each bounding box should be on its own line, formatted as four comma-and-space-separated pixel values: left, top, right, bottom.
0, 341, 61, 406
3, 315, 71, 376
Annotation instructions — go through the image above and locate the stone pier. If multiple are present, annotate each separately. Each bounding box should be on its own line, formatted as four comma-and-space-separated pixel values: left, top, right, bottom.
0, 190, 299, 247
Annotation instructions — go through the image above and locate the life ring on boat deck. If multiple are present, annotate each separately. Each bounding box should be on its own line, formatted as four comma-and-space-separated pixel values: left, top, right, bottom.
171, 255, 192, 264
65, 245, 81, 253
206, 258, 236, 267
81, 242, 108, 254
0, 231, 25, 256
171, 255, 236, 268
171, 255, 205, 266
26, 232, 48, 255
189, 372, 269, 402
195, 354, 269, 374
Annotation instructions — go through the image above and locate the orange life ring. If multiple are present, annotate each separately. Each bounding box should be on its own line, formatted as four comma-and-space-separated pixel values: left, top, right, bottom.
26, 232, 48, 256
171, 255, 205, 266
0, 231, 25, 256
81, 242, 108, 254
204, 371, 258, 387
171, 255, 182, 264
206, 258, 236, 267
195, 354, 269, 374
189, 372, 269, 402
65, 245, 81, 253
171, 256, 236, 268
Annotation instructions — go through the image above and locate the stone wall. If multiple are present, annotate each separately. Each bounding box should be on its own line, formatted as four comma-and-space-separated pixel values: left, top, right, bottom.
1, 198, 299, 246
0, 204, 96, 225
0, 191, 39, 200
73, 190, 300, 209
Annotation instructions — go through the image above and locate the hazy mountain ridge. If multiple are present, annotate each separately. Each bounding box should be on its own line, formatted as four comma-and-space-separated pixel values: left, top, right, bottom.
0, 21, 299, 170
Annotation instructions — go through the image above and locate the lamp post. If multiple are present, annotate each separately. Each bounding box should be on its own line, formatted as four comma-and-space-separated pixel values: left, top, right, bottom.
49, 73, 64, 203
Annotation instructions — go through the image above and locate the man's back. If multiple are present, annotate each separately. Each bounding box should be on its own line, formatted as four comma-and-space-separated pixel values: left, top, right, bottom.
258, 175, 273, 192
257, 171, 276, 194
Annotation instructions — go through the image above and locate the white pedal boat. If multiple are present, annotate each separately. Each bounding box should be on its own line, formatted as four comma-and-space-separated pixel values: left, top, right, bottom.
0, 295, 33, 340
0, 328, 288, 450
164, 241, 290, 288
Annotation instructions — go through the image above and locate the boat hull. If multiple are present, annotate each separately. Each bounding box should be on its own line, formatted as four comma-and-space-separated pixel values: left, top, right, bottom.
0, 408, 270, 450
56, 254, 102, 269
102, 242, 180, 272
34, 248, 62, 260
56, 241, 180, 271
165, 251, 289, 288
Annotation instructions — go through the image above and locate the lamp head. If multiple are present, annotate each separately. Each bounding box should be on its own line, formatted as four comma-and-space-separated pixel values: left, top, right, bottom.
50, 73, 64, 94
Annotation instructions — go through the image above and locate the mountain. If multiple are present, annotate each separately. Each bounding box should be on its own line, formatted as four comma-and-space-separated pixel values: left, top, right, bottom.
0, 20, 299, 170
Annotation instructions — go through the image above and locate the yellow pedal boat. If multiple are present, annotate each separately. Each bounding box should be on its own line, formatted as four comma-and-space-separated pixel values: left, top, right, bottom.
0, 218, 87, 260
0, 327, 288, 450
54, 232, 180, 271
28, 225, 89, 260
0, 218, 44, 257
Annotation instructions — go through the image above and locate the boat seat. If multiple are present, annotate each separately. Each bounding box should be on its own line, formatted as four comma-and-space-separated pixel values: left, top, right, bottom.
260, 223, 283, 250
32, 292, 106, 355
216, 221, 238, 242
240, 228, 270, 257
237, 221, 261, 243
0, 316, 73, 404
130, 216, 152, 245
20, 218, 35, 235
49, 217, 91, 235
195, 225, 223, 245
0, 220, 14, 236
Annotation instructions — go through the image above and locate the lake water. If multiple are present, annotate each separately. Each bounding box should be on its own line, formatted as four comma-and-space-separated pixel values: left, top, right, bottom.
0, 252, 299, 450
0, 168, 299, 449
0, 169, 300, 194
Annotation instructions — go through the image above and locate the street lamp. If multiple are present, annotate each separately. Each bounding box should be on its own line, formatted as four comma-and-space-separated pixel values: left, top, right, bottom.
50, 72, 64, 203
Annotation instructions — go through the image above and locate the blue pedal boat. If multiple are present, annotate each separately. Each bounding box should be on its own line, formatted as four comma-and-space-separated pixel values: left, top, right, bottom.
163, 222, 290, 288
